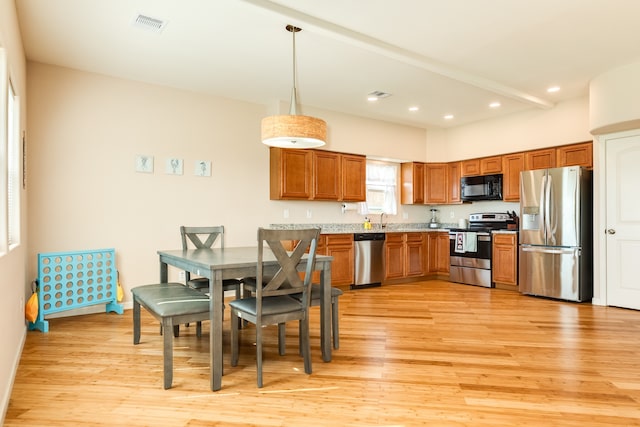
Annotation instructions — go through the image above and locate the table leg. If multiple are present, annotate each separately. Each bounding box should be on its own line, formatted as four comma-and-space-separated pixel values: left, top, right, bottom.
160, 262, 168, 283
210, 269, 223, 391
320, 261, 332, 362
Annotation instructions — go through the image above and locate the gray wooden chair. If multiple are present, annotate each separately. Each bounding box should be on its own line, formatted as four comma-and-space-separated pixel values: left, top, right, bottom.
298, 284, 343, 349
180, 226, 243, 331
229, 227, 320, 387
180, 225, 243, 298
132, 282, 211, 389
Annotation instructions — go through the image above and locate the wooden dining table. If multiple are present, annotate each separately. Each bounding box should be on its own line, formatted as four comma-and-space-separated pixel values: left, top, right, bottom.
157, 246, 333, 391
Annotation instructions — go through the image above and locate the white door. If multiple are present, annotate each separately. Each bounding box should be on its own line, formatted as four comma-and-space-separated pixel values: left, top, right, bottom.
606, 132, 640, 309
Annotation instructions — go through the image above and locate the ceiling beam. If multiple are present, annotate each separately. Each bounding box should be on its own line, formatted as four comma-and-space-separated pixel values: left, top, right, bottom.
240, 0, 555, 110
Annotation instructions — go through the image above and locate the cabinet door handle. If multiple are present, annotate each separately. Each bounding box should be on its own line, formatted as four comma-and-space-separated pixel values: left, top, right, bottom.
606, 229, 616, 235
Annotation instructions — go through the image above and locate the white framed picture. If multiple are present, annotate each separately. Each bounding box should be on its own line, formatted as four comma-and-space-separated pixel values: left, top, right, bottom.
135, 155, 154, 173
165, 158, 183, 175
195, 160, 211, 177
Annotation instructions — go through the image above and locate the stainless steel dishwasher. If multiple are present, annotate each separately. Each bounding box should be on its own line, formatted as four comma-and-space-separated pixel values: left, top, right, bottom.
352, 232, 386, 289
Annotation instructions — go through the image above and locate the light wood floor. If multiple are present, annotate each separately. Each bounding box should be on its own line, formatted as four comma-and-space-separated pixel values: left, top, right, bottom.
6, 280, 640, 426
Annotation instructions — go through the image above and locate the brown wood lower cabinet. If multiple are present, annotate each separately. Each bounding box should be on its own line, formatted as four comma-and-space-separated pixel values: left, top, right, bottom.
492, 232, 518, 288
384, 233, 406, 280
384, 232, 449, 281
287, 233, 354, 286
428, 232, 450, 275
405, 233, 426, 277
324, 234, 354, 286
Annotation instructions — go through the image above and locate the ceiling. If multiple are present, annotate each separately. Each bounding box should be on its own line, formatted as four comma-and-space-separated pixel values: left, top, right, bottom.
14, 0, 640, 130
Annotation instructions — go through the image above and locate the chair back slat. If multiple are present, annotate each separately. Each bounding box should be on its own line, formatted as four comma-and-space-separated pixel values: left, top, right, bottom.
256, 228, 320, 308
180, 226, 225, 250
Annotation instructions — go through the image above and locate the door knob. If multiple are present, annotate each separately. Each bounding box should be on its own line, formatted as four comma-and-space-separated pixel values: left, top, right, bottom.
607, 229, 616, 235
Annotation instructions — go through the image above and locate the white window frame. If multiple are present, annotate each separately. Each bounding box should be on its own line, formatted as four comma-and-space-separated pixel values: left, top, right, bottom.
0, 49, 8, 254
361, 160, 398, 215
0, 48, 21, 255
7, 77, 20, 248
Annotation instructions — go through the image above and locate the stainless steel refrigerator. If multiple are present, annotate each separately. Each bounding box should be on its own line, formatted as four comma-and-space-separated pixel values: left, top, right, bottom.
519, 166, 593, 302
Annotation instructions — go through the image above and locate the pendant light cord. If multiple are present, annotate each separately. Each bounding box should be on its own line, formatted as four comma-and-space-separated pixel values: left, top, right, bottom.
288, 25, 300, 115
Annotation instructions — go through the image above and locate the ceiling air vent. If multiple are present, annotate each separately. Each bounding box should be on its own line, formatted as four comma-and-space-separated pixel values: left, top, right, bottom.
132, 14, 167, 33
368, 91, 392, 99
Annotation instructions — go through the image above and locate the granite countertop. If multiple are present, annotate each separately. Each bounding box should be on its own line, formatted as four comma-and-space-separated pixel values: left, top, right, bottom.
270, 223, 453, 234
270, 223, 520, 234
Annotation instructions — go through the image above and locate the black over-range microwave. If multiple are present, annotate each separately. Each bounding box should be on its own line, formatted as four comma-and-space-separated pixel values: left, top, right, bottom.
460, 173, 503, 201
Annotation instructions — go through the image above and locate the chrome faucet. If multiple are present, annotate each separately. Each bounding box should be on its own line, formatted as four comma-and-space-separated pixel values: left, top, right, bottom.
380, 212, 387, 229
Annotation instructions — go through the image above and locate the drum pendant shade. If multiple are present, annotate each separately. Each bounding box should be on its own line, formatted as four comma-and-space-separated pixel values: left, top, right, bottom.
261, 25, 326, 148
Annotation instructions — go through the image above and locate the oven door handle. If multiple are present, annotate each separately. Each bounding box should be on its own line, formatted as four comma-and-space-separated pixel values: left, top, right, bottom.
448, 233, 491, 242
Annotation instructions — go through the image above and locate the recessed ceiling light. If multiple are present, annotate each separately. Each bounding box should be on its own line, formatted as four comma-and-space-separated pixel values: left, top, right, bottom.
367, 96, 378, 102
547, 86, 560, 93
444, 114, 454, 120
489, 102, 501, 108
408, 106, 419, 112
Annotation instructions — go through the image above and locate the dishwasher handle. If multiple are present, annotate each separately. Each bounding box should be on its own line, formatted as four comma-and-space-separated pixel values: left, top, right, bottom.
354, 233, 386, 241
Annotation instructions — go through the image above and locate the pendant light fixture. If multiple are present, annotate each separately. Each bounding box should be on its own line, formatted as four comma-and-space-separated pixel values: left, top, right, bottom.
261, 25, 326, 148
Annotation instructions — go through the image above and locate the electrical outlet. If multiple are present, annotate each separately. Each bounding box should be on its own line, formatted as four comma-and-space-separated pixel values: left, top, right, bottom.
306, 209, 312, 218
283, 209, 289, 219
403, 212, 409, 219
450, 211, 455, 218
179, 271, 186, 281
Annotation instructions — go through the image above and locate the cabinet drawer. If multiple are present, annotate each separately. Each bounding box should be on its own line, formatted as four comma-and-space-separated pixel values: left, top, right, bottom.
493, 233, 517, 245
385, 233, 404, 244
325, 234, 354, 246
405, 232, 425, 243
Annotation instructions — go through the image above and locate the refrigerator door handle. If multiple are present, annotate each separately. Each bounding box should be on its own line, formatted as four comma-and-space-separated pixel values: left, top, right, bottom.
539, 174, 547, 241
521, 246, 579, 255
545, 174, 556, 245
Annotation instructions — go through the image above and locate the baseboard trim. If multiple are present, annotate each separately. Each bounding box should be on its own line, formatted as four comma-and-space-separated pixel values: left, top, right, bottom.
1, 324, 27, 425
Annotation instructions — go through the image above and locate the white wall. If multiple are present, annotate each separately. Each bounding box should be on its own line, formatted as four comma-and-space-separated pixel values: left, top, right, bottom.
0, 0, 27, 422
26, 62, 431, 301
590, 60, 640, 134
426, 96, 592, 161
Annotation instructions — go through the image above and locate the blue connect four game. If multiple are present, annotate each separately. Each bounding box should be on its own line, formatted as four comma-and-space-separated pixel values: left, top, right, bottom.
29, 248, 124, 332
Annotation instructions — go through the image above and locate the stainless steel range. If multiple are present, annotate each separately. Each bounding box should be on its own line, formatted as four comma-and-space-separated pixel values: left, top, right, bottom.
449, 212, 514, 288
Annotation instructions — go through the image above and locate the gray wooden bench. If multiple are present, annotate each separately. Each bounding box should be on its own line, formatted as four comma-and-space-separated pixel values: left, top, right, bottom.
132, 282, 211, 389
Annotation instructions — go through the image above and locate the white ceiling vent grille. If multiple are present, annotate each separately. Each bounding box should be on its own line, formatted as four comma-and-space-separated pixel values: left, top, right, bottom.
368, 91, 392, 99
132, 14, 167, 33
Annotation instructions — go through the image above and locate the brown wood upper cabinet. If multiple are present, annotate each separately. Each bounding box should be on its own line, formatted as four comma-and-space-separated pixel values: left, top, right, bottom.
556, 141, 592, 169
480, 156, 502, 174
461, 156, 501, 176
270, 147, 312, 200
400, 162, 425, 204
461, 159, 480, 176
312, 150, 341, 200
270, 147, 366, 201
340, 153, 367, 201
448, 161, 461, 204
502, 152, 524, 202
425, 163, 448, 204
524, 148, 556, 170
401, 161, 458, 205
